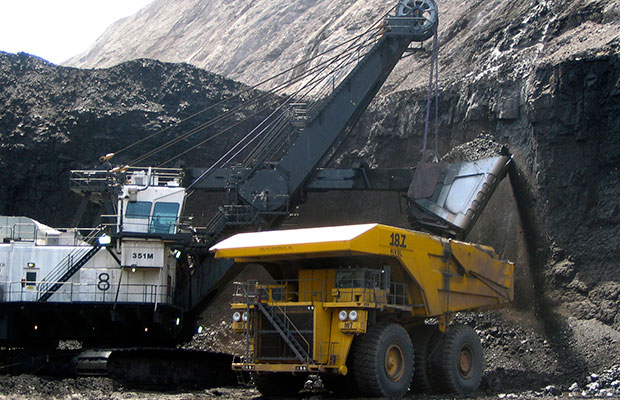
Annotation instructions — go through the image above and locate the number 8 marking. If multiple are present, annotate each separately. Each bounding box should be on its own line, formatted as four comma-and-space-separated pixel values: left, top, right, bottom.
98, 272, 110, 291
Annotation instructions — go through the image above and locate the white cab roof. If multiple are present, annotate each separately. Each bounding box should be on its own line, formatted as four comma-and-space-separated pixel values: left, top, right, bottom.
210, 223, 378, 252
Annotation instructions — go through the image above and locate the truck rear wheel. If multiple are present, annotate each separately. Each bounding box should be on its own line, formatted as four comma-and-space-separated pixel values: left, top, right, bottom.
351, 323, 413, 398
410, 324, 440, 393
431, 324, 483, 395
252, 372, 307, 397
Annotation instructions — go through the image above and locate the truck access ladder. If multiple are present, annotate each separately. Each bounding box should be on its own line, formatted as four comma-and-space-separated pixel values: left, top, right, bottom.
255, 302, 310, 363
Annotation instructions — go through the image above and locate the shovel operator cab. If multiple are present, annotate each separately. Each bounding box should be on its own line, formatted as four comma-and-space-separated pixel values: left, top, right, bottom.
211, 224, 514, 397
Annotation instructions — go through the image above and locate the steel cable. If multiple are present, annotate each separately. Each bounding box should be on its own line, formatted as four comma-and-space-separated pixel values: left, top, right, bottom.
128, 37, 380, 167
112, 5, 397, 167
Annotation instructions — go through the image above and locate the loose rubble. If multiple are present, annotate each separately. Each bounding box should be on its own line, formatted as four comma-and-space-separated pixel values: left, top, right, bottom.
441, 133, 506, 163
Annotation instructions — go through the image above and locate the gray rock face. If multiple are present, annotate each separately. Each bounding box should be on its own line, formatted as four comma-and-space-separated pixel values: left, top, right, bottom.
64, 0, 620, 93
65, 0, 398, 86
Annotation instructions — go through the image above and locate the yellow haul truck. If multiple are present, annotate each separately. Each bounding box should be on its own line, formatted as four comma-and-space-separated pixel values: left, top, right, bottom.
211, 223, 514, 397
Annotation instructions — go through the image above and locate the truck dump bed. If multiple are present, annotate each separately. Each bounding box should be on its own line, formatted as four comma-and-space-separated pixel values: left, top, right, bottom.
211, 223, 514, 316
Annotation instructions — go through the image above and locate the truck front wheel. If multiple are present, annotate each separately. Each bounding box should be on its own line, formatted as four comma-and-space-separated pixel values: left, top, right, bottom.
351, 323, 413, 398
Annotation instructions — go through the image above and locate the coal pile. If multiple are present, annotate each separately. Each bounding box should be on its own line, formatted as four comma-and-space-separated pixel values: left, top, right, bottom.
0, 51, 275, 227
441, 133, 507, 163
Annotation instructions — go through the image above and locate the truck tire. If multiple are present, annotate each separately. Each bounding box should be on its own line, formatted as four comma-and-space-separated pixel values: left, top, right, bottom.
431, 324, 483, 395
252, 372, 307, 397
409, 324, 440, 393
351, 323, 413, 398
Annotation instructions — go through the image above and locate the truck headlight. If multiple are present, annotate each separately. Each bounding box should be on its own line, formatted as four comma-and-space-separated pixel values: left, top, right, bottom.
232, 312, 242, 322
338, 310, 348, 321
242, 312, 248, 322
349, 310, 358, 321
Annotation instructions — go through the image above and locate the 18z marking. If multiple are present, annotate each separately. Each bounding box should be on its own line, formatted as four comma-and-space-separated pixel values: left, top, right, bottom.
389, 233, 407, 248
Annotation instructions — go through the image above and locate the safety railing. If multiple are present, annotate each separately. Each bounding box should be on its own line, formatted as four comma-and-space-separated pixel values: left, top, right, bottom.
120, 216, 183, 235
0, 222, 38, 243
234, 280, 316, 364
233, 272, 410, 307
70, 167, 184, 190
255, 302, 312, 363
222, 205, 255, 225
233, 278, 329, 305
122, 166, 184, 185
333, 272, 411, 308
0, 281, 174, 305
199, 192, 291, 240
388, 281, 411, 307
289, 102, 309, 127
0, 224, 108, 246
69, 170, 114, 190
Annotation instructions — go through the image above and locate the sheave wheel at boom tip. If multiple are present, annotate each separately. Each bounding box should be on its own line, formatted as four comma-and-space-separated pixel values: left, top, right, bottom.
395, 0, 438, 41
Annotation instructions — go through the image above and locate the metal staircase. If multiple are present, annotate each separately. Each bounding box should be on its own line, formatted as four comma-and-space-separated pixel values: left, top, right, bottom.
255, 301, 309, 363
38, 228, 105, 302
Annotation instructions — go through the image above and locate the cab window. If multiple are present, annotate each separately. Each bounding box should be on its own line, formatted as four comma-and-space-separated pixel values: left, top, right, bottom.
150, 202, 180, 234
125, 201, 152, 219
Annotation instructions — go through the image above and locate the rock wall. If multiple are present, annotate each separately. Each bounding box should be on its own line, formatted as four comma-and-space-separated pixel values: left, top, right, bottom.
63, 0, 620, 95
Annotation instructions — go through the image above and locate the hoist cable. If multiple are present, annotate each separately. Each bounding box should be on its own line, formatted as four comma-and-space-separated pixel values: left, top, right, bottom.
186, 45, 356, 188
238, 36, 379, 168
241, 39, 375, 164
131, 37, 378, 167
185, 107, 289, 190
159, 100, 283, 167
221, 65, 333, 169
422, 24, 440, 157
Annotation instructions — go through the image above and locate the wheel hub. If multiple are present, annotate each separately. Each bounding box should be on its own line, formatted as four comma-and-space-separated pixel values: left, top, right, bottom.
458, 344, 474, 378
384, 343, 405, 382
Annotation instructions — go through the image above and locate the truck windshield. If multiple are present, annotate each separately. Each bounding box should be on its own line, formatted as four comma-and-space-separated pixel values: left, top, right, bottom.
335, 268, 388, 289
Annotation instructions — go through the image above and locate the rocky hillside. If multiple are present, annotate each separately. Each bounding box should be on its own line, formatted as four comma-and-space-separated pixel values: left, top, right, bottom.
65, 0, 620, 92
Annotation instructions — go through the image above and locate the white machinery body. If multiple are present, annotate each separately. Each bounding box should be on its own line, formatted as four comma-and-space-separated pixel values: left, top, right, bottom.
0, 169, 186, 307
